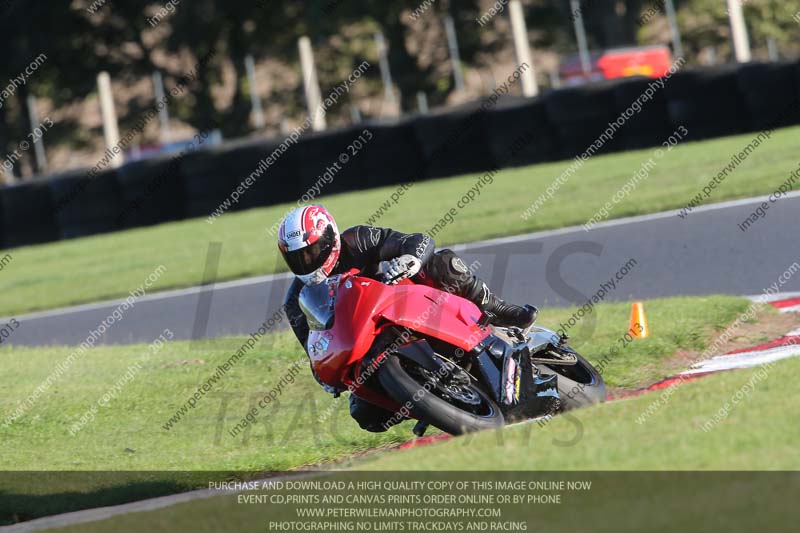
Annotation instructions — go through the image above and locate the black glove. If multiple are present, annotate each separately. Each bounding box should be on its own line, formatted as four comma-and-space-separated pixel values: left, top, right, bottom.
313, 369, 342, 397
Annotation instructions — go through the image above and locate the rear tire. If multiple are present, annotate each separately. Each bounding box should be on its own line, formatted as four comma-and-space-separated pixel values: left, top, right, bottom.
377, 355, 504, 435
538, 351, 606, 410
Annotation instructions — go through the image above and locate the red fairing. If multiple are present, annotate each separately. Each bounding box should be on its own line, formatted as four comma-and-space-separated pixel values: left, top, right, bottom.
307, 273, 490, 390
374, 284, 489, 351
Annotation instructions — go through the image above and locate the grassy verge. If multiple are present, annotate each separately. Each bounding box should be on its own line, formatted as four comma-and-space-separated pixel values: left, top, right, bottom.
0, 295, 751, 523
357, 355, 800, 470
0, 296, 747, 470
5, 297, 791, 531
51, 357, 800, 533
0, 333, 404, 473
1, 126, 798, 316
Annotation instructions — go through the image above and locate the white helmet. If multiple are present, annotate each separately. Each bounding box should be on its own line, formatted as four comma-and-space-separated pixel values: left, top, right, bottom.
277, 205, 341, 285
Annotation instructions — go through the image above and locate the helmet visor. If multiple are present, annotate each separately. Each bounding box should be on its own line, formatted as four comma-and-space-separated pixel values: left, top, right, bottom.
281, 225, 335, 276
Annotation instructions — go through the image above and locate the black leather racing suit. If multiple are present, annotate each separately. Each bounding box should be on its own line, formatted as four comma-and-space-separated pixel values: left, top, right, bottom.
285, 225, 490, 432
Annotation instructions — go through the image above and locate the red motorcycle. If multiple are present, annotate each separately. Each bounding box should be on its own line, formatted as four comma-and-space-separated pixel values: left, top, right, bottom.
301, 266, 605, 436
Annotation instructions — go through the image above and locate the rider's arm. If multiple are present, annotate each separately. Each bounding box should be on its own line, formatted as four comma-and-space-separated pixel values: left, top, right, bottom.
284, 277, 310, 350
342, 226, 435, 266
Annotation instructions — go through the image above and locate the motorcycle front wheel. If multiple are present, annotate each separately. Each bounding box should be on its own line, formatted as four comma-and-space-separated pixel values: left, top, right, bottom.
538, 349, 606, 410
377, 354, 504, 436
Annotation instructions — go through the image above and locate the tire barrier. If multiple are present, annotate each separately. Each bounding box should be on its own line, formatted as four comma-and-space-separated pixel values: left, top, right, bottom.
544, 80, 623, 158
292, 126, 367, 197
360, 120, 424, 187
664, 65, 750, 141
179, 146, 241, 219
736, 62, 800, 131
115, 154, 186, 229
188, 135, 301, 218
203, 137, 300, 213
0, 181, 59, 248
1, 60, 799, 250
484, 97, 560, 168
612, 76, 673, 150
413, 102, 495, 179
50, 169, 123, 240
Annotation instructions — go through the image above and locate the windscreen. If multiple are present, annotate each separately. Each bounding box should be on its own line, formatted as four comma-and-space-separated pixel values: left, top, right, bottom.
298, 276, 339, 331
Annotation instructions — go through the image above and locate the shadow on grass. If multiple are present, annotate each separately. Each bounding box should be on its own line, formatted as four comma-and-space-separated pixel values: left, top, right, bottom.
0, 471, 256, 526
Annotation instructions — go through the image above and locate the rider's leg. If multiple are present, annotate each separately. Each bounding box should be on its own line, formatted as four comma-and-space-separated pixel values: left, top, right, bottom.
414, 249, 537, 329
349, 395, 403, 433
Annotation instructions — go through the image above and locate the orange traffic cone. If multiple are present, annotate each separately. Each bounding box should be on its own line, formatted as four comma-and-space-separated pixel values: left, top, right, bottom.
629, 302, 649, 338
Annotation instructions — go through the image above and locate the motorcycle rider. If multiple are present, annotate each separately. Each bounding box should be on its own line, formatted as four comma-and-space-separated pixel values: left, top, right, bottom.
279, 204, 536, 432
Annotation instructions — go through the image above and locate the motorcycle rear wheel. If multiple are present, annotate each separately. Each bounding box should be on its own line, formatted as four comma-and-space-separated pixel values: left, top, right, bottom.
378, 354, 504, 436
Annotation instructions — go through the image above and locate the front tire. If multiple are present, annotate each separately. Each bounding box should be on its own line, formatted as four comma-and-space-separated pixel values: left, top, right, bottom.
377, 355, 504, 435
538, 350, 606, 410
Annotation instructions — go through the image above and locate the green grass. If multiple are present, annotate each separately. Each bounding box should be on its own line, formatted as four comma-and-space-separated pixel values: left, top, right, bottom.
1, 126, 799, 316
0, 333, 406, 473
0, 295, 747, 471
356, 356, 800, 471
29, 310, 800, 532
0, 332, 409, 524
43, 358, 800, 532
0, 296, 752, 524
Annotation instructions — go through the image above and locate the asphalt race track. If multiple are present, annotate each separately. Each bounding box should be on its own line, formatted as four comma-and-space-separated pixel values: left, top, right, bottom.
5, 192, 799, 347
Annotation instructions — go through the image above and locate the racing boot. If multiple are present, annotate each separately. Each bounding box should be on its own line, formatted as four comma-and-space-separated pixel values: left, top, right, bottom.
461, 277, 537, 329
481, 285, 538, 329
